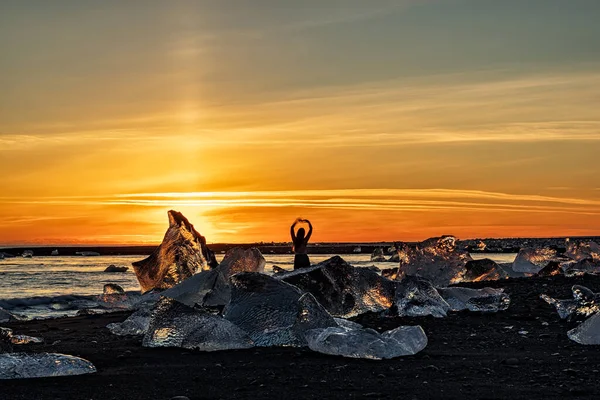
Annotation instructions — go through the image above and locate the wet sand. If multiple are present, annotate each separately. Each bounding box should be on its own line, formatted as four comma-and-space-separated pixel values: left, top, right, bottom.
3, 274, 600, 399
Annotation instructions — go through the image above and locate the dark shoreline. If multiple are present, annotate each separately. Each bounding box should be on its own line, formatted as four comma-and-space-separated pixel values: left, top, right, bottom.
4, 274, 600, 399
2, 236, 600, 257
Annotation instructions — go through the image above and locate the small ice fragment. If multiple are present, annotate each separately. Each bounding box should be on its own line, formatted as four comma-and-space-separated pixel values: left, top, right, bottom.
518, 330, 528, 335
438, 287, 510, 313
541, 285, 600, 319
305, 325, 427, 360
10, 335, 43, 345
0, 353, 96, 379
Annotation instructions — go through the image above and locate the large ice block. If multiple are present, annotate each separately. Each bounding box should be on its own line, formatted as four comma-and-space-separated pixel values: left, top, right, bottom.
277, 256, 396, 318
223, 273, 337, 347
0, 353, 96, 379
512, 247, 557, 274
393, 276, 449, 318
541, 285, 600, 319
395, 236, 473, 287
132, 210, 216, 293
305, 325, 427, 360
438, 287, 510, 312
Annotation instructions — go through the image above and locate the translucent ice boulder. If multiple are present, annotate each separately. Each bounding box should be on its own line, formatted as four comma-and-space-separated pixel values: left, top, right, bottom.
224, 273, 337, 347
107, 307, 153, 336
0, 353, 96, 379
437, 287, 510, 312
392, 276, 450, 318
462, 259, 508, 282
568, 313, 600, 345
143, 297, 253, 350
305, 325, 427, 360
565, 239, 600, 262
541, 285, 600, 319
218, 247, 266, 277
512, 247, 557, 274
395, 236, 473, 287
132, 210, 217, 293
277, 256, 396, 318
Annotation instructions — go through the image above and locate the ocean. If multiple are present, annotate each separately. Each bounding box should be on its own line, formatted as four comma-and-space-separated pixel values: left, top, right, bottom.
0, 253, 516, 320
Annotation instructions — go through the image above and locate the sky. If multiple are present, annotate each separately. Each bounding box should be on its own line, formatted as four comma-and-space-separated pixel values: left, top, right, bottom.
1, 0, 600, 245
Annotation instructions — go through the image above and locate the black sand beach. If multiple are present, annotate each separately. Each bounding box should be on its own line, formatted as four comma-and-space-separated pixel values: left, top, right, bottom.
4, 274, 600, 399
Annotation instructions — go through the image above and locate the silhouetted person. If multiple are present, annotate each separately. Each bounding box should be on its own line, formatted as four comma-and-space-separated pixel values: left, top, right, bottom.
291, 218, 313, 270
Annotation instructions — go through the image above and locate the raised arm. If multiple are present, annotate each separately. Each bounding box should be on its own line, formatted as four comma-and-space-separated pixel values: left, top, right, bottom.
305, 220, 313, 243
290, 220, 298, 241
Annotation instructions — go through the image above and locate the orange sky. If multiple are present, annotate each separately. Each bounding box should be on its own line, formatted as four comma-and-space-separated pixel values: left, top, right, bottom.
1, 1, 600, 245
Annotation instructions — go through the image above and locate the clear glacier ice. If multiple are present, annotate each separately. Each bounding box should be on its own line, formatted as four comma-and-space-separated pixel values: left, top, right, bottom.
142, 297, 252, 350
107, 306, 152, 336
218, 247, 266, 277
0, 353, 96, 379
438, 287, 510, 312
223, 273, 337, 347
395, 236, 473, 287
305, 325, 427, 360
132, 210, 217, 293
567, 313, 600, 345
565, 239, 600, 262
392, 276, 450, 318
276, 256, 396, 318
512, 247, 557, 274
541, 285, 600, 319
462, 259, 508, 282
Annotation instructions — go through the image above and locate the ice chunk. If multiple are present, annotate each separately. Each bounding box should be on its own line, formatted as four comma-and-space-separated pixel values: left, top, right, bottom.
1, 327, 44, 345
565, 239, 600, 262
223, 273, 337, 347
371, 248, 387, 262
132, 210, 217, 293
393, 276, 449, 318
462, 259, 508, 282
0, 353, 96, 379
535, 261, 563, 277
541, 285, 600, 319
512, 247, 557, 274
107, 307, 152, 336
563, 258, 600, 276
104, 265, 128, 272
305, 325, 427, 360
395, 236, 473, 287
142, 297, 253, 350
218, 247, 266, 277
438, 287, 510, 312
381, 267, 399, 280
277, 256, 396, 318
100, 283, 126, 302
568, 313, 600, 345
162, 269, 229, 308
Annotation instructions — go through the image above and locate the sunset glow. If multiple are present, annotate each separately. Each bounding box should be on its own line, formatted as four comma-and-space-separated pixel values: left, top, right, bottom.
1, 1, 599, 245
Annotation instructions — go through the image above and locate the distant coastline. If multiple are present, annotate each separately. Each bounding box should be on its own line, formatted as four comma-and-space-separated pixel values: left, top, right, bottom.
1, 236, 599, 256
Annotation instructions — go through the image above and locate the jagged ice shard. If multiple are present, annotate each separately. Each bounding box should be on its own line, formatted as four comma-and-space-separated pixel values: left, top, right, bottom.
0, 353, 96, 379
512, 247, 557, 274
305, 325, 427, 360
132, 210, 217, 293
162, 247, 266, 308
568, 313, 600, 345
393, 276, 450, 318
395, 236, 472, 287
541, 285, 600, 319
276, 256, 396, 318
438, 287, 510, 312
223, 273, 337, 347
143, 297, 253, 350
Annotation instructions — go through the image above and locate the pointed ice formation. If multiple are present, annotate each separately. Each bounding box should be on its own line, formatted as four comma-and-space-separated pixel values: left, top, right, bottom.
393, 276, 450, 318
223, 273, 337, 347
541, 285, 600, 319
276, 256, 396, 318
305, 325, 427, 360
462, 259, 508, 282
161, 247, 266, 308
395, 236, 473, 287
438, 287, 510, 312
568, 313, 600, 345
512, 247, 557, 274
132, 210, 216, 293
143, 297, 253, 350
0, 353, 96, 379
